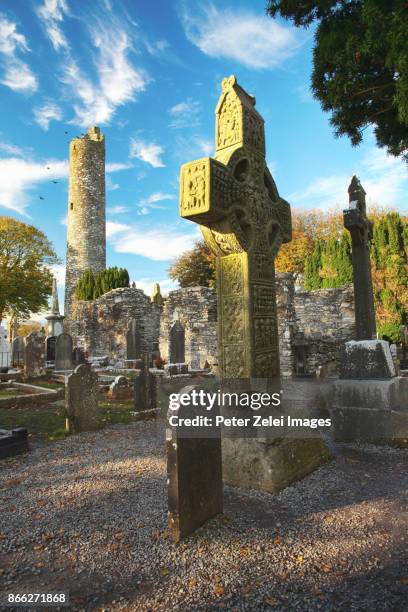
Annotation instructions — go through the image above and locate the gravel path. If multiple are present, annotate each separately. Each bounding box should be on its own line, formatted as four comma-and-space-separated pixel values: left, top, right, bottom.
0, 420, 407, 611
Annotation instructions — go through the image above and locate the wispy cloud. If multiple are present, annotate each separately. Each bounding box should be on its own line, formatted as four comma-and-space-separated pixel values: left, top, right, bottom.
132, 277, 178, 295
61, 19, 148, 126
290, 147, 408, 211
0, 14, 38, 94
172, 134, 214, 162
33, 101, 63, 130
35, 0, 70, 51
180, 3, 301, 69
0, 141, 25, 156
137, 191, 176, 214
169, 98, 201, 128
107, 223, 199, 261
107, 205, 128, 214
105, 162, 132, 172
0, 158, 68, 215
130, 138, 165, 168
106, 220, 129, 238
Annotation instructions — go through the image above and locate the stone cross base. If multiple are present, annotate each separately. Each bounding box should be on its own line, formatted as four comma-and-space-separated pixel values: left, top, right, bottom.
332, 378, 408, 446
222, 437, 330, 493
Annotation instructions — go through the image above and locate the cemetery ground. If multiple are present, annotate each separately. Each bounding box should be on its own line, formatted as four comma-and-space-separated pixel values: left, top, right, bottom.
1, 415, 407, 611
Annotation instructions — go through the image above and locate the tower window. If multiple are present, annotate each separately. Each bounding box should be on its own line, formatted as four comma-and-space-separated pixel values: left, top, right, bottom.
70, 202, 74, 210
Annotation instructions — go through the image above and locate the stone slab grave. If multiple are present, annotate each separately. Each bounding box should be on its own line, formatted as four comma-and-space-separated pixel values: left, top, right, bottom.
134, 353, 157, 411
179, 74, 329, 501
167, 385, 223, 542
332, 340, 408, 445
24, 331, 46, 377
65, 363, 99, 433
0, 428, 28, 459
55, 332, 73, 372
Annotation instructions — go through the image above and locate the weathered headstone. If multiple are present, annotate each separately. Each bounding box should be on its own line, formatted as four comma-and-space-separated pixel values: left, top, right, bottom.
134, 353, 157, 411
65, 363, 99, 432
73, 346, 86, 366
169, 321, 185, 364
167, 385, 223, 541
343, 177, 376, 340
126, 319, 142, 360
179, 75, 329, 493
0, 322, 11, 370
24, 331, 46, 377
46, 335, 57, 362
0, 428, 29, 459
12, 336, 25, 368
55, 332, 73, 371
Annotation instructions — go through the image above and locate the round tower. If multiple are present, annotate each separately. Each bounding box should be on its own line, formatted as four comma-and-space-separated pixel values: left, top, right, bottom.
64, 126, 106, 321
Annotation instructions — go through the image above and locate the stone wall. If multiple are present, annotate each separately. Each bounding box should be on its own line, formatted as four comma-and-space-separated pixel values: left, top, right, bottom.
276, 273, 355, 377
159, 287, 217, 369
67, 287, 161, 362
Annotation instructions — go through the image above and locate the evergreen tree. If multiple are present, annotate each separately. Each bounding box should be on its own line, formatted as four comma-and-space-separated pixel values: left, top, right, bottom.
76, 267, 129, 300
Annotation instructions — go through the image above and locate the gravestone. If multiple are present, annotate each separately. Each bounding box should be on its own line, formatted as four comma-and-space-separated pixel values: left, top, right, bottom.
0, 428, 29, 459
343, 177, 376, 340
169, 321, 185, 364
134, 353, 157, 411
12, 336, 25, 368
46, 335, 57, 362
0, 322, 11, 370
126, 319, 142, 360
332, 339, 408, 444
25, 331, 46, 377
180, 75, 329, 494
167, 385, 223, 542
55, 332, 73, 371
73, 346, 86, 366
65, 363, 99, 432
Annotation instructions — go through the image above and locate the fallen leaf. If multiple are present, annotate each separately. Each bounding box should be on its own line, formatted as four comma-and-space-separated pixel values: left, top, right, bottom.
4, 479, 22, 487
213, 585, 225, 597
322, 564, 333, 573
296, 554, 304, 564
37, 499, 46, 507
160, 568, 170, 577
264, 596, 278, 607
239, 548, 249, 557
273, 536, 283, 545
110, 543, 119, 551
35, 562, 45, 568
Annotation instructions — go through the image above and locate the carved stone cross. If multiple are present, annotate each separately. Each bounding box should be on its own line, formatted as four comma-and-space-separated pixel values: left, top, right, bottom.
343, 176, 376, 340
180, 75, 292, 382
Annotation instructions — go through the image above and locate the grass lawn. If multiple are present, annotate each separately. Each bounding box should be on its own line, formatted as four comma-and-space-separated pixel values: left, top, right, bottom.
0, 398, 137, 441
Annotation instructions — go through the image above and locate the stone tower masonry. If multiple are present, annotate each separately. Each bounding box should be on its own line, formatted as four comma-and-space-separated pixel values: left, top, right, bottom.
64, 126, 106, 322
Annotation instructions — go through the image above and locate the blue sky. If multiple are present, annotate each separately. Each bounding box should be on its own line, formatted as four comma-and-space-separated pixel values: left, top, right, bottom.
0, 0, 407, 312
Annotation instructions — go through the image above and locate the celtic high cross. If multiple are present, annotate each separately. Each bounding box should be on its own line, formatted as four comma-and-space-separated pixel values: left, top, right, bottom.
180, 76, 292, 382
343, 176, 376, 340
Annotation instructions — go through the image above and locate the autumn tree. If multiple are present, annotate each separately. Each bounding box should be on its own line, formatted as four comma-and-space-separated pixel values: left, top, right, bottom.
0, 217, 58, 322
168, 241, 216, 288
267, 1, 408, 161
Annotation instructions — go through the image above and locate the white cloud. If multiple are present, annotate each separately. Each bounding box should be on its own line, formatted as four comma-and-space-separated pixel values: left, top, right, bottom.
36, 0, 69, 51
0, 14, 38, 94
129, 138, 165, 168
181, 3, 300, 69
0, 158, 68, 215
105, 162, 132, 172
133, 277, 178, 296
106, 221, 129, 238
197, 138, 213, 156
0, 142, 24, 156
290, 146, 408, 211
107, 205, 128, 214
33, 102, 63, 130
169, 98, 201, 129
141, 192, 175, 205
61, 20, 148, 127
107, 223, 199, 261
60, 214, 68, 226
50, 263, 66, 285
